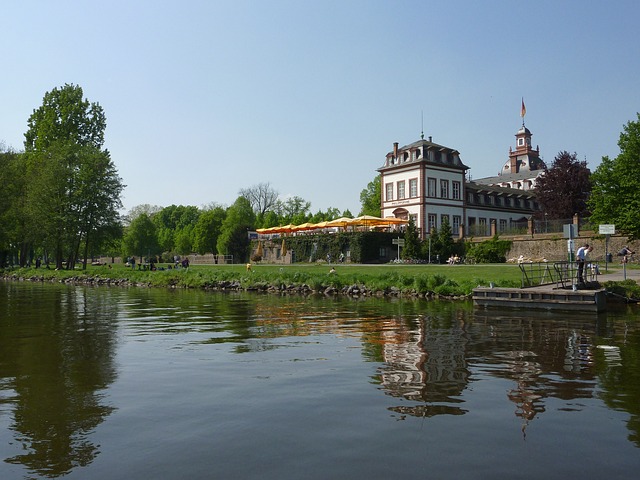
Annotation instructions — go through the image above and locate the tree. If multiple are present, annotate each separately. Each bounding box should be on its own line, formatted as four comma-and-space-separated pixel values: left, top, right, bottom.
359, 175, 381, 216
435, 216, 455, 261
192, 205, 226, 256
533, 151, 590, 219
217, 197, 256, 263
153, 205, 201, 253
239, 182, 279, 218
124, 204, 162, 226
0, 147, 27, 266
275, 196, 311, 224
122, 213, 160, 262
23, 84, 124, 269
589, 113, 640, 239
401, 217, 420, 260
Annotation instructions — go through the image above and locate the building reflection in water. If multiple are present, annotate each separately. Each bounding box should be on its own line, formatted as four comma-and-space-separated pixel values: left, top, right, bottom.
375, 310, 600, 434
377, 314, 470, 420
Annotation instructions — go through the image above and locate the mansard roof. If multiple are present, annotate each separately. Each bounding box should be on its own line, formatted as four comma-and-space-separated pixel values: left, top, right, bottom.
473, 169, 544, 186
379, 137, 470, 172
466, 180, 537, 198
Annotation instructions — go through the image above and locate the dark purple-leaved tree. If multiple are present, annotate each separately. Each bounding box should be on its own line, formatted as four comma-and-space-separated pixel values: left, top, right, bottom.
533, 151, 591, 220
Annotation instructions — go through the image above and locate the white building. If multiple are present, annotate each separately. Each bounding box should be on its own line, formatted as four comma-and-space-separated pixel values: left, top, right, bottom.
378, 132, 538, 239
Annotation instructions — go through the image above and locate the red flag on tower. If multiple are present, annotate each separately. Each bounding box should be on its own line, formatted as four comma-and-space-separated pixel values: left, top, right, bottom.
520, 98, 526, 118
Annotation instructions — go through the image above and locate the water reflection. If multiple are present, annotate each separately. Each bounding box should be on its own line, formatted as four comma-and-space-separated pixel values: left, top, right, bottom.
0, 283, 117, 477
1, 283, 639, 478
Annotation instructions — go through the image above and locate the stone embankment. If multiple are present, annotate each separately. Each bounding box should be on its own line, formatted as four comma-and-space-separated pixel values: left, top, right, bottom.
2, 273, 468, 300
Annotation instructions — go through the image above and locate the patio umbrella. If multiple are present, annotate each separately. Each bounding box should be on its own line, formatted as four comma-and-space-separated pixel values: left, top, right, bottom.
271, 224, 296, 234
281, 239, 287, 257
326, 217, 353, 228
292, 222, 316, 232
256, 241, 263, 258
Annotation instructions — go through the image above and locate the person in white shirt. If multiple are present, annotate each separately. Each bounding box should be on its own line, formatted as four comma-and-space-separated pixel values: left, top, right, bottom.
576, 244, 592, 284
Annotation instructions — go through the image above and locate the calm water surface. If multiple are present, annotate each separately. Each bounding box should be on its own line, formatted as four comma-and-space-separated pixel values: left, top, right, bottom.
1, 281, 639, 479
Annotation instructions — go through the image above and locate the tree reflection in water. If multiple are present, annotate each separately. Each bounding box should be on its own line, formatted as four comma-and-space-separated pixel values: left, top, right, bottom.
0, 284, 117, 478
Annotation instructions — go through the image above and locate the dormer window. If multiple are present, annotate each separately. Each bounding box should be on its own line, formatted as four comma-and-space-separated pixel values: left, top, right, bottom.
518, 138, 524, 146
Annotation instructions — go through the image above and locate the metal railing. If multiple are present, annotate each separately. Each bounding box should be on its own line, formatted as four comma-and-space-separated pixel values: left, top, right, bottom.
519, 261, 600, 289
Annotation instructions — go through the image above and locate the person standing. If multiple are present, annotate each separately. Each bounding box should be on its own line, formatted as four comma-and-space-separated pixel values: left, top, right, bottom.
576, 244, 592, 285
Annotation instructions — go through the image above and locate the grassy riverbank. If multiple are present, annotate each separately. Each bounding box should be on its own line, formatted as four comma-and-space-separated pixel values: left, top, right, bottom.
3, 262, 526, 297
4, 262, 638, 299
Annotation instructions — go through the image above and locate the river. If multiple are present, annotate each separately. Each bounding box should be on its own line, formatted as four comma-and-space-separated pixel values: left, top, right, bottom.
1, 281, 639, 479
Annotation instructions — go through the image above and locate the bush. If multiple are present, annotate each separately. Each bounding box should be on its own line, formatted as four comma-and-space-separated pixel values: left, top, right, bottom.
465, 236, 512, 264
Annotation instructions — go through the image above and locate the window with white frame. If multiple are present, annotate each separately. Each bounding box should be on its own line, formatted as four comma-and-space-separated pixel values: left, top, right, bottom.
499, 219, 507, 232
397, 181, 405, 199
479, 218, 487, 235
452, 215, 461, 233
452, 181, 461, 200
428, 214, 437, 233
440, 180, 449, 198
385, 183, 393, 201
409, 178, 418, 198
441, 214, 450, 228
428, 178, 437, 197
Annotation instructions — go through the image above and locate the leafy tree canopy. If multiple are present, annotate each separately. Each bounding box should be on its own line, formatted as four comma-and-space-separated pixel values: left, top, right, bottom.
589, 113, 640, 239
359, 175, 381, 216
533, 151, 590, 219
24, 83, 106, 151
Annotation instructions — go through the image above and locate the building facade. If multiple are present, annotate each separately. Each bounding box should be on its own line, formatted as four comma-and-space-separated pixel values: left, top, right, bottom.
378, 132, 538, 239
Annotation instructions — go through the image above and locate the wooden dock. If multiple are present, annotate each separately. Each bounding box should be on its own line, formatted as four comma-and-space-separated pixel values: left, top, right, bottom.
473, 286, 607, 313
472, 261, 640, 313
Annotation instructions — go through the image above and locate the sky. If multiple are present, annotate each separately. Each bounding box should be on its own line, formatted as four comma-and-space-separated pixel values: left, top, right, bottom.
2, 0, 640, 216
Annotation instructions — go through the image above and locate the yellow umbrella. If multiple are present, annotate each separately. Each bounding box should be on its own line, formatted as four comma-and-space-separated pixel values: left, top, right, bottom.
292, 222, 315, 231
281, 239, 287, 257
256, 241, 263, 258
277, 224, 296, 234
326, 217, 353, 228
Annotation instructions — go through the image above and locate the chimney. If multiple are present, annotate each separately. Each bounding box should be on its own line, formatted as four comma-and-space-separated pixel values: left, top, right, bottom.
393, 142, 398, 158
428, 136, 432, 142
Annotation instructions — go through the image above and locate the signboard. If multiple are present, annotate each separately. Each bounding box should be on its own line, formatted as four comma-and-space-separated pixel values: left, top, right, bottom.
599, 224, 615, 235
392, 238, 405, 246
563, 224, 578, 238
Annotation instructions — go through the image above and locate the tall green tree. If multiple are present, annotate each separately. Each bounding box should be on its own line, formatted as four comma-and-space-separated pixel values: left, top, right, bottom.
589, 114, 640, 239
153, 205, 201, 253
359, 175, 381, 216
401, 217, 420, 260
217, 197, 256, 263
0, 147, 27, 266
192, 206, 227, 257
534, 151, 591, 219
122, 213, 160, 262
23, 84, 123, 269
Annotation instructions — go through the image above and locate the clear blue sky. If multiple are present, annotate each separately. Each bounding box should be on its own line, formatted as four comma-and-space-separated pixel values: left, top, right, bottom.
2, 0, 639, 216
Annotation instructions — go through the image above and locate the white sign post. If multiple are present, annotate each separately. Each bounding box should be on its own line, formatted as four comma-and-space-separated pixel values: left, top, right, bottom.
392, 238, 405, 261
599, 225, 616, 273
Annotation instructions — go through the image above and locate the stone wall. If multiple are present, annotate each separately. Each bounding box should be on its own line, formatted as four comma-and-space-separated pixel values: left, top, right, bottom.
504, 232, 637, 263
